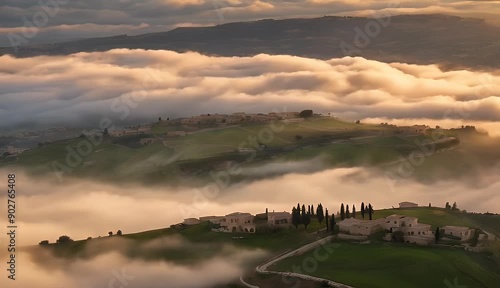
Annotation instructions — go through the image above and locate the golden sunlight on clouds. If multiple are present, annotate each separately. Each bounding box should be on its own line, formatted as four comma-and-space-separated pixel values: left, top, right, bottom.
2, 165, 499, 247
2, 49, 498, 133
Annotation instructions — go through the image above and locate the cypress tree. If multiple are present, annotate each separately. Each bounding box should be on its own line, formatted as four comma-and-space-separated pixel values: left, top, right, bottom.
331, 214, 336, 234
317, 204, 325, 223
325, 209, 330, 231
292, 207, 299, 229
361, 202, 365, 219
297, 203, 302, 224
352, 205, 356, 218
346, 204, 350, 218
302, 206, 311, 229
340, 203, 345, 220
368, 203, 373, 220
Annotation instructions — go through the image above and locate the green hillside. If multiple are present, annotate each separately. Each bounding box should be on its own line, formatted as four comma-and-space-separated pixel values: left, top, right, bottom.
272, 242, 500, 288
0, 117, 464, 185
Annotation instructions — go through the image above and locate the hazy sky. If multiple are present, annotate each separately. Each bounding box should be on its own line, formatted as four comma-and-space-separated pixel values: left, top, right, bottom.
0, 0, 499, 46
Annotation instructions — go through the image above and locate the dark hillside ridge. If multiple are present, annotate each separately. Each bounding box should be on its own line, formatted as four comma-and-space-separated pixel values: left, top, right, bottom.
1, 14, 499, 70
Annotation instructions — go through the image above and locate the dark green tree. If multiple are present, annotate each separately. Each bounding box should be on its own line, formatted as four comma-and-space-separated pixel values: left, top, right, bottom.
301, 205, 311, 229
311, 204, 315, 216
56, 235, 73, 244
325, 209, 330, 231
445, 202, 451, 209
452, 202, 458, 211
297, 203, 301, 224
352, 205, 356, 218
346, 204, 350, 218
331, 214, 336, 234
304, 212, 311, 229
435, 227, 440, 244
340, 203, 345, 220
317, 204, 325, 223
368, 203, 373, 220
361, 202, 365, 219
299, 110, 313, 118
292, 207, 300, 229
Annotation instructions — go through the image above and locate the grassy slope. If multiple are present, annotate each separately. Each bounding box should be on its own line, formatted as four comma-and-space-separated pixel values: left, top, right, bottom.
272, 242, 500, 288
0, 118, 421, 183
269, 207, 500, 288
373, 207, 477, 229
41, 208, 500, 287
45, 218, 330, 264
463, 214, 500, 239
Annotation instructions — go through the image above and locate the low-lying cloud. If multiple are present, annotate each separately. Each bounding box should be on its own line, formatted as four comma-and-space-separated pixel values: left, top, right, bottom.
1, 162, 499, 249
0, 49, 499, 134
0, 239, 266, 288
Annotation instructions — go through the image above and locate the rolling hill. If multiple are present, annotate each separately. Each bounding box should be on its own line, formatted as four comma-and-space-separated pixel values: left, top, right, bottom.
1, 14, 499, 70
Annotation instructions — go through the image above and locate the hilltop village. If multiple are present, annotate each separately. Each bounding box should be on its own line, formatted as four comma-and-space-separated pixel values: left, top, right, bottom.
175, 201, 495, 248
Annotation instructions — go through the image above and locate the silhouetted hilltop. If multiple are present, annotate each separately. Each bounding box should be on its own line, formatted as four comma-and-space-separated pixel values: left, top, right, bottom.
1, 14, 499, 69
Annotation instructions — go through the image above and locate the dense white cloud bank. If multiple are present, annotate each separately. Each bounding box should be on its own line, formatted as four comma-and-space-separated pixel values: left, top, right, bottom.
0, 49, 498, 134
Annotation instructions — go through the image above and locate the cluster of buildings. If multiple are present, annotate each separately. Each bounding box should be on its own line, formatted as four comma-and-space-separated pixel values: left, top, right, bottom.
394, 125, 429, 135
176, 202, 494, 249
176, 112, 301, 126
110, 125, 152, 137
338, 214, 477, 245
181, 210, 293, 234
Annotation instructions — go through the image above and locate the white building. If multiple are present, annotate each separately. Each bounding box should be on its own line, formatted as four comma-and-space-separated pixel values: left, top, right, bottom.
339, 214, 434, 245
442, 226, 475, 242
338, 218, 383, 236
349, 221, 384, 236
199, 216, 223, 223
267, 212, 292, 227
382, 215, 419, 231
208, 212, 256, 233
399, 202, 418, 208
379, 215, 435, 245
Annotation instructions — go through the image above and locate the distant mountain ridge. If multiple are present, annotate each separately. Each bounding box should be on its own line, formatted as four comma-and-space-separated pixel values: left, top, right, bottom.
1, 14, 499, 69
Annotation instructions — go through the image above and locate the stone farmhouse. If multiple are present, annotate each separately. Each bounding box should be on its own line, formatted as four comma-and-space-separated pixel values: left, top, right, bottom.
198, 212, 256, 233
338, 218, 383, 236
338, 214, 435, 245
399, 202, 418, 208
442, 226, 475, 242
267, 211, 292, 227
179, 112, 301, 126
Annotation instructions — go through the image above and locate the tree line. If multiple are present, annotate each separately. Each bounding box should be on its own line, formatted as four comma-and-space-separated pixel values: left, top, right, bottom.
340, 202, 373, 220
